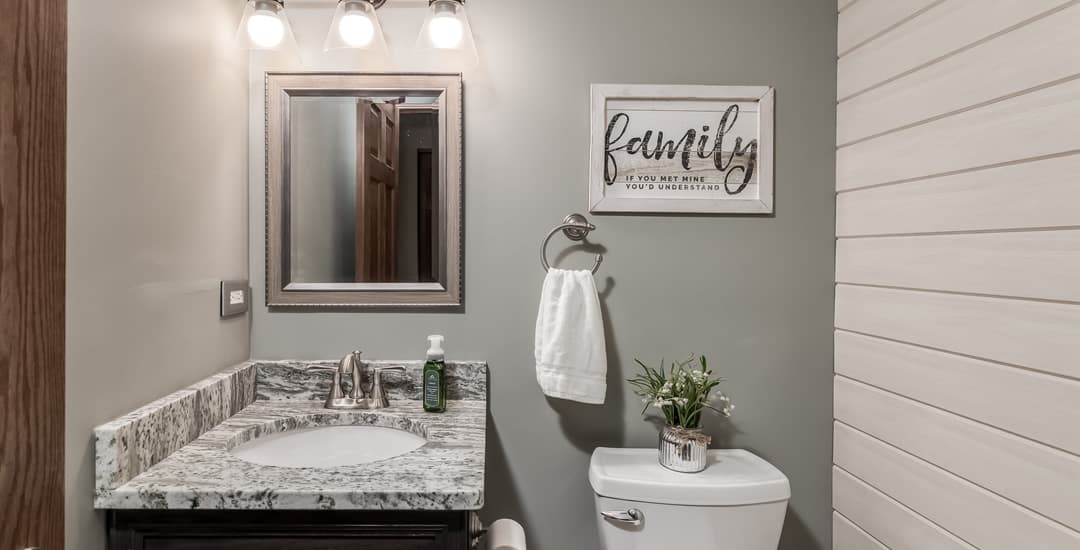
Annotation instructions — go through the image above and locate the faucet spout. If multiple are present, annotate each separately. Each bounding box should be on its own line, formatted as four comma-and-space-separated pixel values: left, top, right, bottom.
325, 350, 363, 409
346, 350, 365, 401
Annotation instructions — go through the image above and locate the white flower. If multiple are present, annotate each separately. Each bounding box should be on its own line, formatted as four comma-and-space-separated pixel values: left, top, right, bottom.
659, 381, 673, 397
714, 393, 734, 417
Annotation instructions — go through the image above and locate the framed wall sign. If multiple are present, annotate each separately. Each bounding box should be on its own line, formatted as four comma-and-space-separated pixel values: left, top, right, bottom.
589, 84, 774, 214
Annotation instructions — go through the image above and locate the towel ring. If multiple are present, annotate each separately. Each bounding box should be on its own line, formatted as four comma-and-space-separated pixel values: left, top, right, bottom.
540, 213, 603, 274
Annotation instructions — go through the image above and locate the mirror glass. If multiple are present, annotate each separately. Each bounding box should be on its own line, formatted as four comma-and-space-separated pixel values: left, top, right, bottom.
289, 94, 441, 284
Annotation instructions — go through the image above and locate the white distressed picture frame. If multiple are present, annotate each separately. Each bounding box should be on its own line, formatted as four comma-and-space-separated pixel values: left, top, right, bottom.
589, 84, 775, 214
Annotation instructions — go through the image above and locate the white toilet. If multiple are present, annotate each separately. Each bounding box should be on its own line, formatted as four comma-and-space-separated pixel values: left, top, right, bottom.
589, 447, 790, 549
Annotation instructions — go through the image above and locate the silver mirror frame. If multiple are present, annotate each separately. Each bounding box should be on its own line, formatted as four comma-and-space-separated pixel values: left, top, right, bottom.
265, 72, 463, 308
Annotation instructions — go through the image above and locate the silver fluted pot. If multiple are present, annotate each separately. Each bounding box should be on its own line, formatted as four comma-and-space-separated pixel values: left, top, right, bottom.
658, 425, 709, 473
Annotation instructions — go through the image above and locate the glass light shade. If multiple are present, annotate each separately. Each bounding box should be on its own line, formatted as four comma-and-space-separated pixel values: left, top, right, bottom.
236, 0, 297, 51
324, 0, 388, 51
416, 0, 478, 66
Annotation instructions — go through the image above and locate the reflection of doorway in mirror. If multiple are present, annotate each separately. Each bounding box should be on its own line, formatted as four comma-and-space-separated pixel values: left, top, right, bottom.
398, 106, 440, 284
355, 99, 400, 283
417, 148, 434, 282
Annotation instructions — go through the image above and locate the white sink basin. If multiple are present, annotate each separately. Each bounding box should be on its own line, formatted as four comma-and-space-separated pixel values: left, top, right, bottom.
230, 426, 426, 468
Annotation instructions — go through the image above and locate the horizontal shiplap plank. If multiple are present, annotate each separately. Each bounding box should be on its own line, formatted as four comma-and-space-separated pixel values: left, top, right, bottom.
838, 2, 1080, 144
836, 376, 1080, 530
834, 285, 1080, 379
834, 423, 1080, 550
835, 230, 1080, 302
836, 154, 1080, 236
835, 331, 1080, 455
833, 512, 890, 550
838, 0, 941, 56
838, 0, 1071, 99
834, 468, 975, 550
837, 77, 1080, 190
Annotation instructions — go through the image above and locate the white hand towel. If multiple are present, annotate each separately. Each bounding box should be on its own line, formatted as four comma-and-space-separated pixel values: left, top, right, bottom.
535, 268, 608, 404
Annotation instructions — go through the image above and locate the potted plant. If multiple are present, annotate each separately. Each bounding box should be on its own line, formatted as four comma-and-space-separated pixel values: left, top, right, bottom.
628, 355, 733, 473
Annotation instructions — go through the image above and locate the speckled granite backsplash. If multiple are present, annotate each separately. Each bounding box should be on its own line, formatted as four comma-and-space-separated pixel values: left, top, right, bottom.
253, 360, 488, 402
94, 362, 258, 499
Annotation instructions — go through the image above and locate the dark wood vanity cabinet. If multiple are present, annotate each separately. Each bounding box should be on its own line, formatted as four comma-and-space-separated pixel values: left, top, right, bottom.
108, 510, 472, 550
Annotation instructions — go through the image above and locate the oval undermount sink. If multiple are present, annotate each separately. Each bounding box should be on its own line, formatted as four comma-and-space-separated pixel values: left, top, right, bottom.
230, 426, 426, 468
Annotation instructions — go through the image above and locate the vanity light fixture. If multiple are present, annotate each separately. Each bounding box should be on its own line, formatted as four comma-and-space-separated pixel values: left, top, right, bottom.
237, 0, 297, 50
417, 0, 478, 63
325, 0, 389, 52
237, 0, 477, 63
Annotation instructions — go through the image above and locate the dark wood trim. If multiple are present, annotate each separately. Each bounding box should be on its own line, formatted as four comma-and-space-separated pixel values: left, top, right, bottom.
0, 0, 67, 548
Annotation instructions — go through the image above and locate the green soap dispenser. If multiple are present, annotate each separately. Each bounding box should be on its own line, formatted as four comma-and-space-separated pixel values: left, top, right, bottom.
423, 335, 447, 413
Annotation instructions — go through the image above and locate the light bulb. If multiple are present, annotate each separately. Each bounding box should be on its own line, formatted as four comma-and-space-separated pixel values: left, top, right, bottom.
338, 12, 375, 47
247, 10, 285, 48
428, 13, 464, 49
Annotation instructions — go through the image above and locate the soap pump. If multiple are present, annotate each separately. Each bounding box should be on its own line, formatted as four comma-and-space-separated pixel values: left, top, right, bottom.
423, 335, 446, 413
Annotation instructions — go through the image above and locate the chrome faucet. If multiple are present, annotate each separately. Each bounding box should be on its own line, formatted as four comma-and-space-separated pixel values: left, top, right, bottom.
325, 350, 363, 409
323, 351, 405, 410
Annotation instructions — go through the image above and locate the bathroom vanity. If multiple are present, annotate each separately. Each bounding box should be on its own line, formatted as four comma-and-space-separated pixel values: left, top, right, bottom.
95, 360, 487, 549
93, 71, 485, 548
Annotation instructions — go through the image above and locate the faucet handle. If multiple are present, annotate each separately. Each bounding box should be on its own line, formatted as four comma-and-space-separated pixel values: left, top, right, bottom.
372, 365, 406, 377
373, 365, 405, 372
370, 366, 406, 408
372, 365, 406, 379
306, 364, 346, 404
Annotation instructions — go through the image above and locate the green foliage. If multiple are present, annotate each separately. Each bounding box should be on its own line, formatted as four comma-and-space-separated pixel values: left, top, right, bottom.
627, 355, 733, 429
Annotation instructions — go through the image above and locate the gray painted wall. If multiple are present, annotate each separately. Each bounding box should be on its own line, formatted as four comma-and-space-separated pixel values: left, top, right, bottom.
250, 1, 836, 549
67, 0, 250, 547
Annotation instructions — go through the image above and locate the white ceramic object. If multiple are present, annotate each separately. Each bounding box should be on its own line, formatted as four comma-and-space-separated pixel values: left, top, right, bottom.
230, 426, 426, 468
589, 448, 790, 550
486, 518, 527, 550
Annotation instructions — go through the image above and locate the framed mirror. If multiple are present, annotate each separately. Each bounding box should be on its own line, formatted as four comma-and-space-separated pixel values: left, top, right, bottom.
265, 73, 463, 308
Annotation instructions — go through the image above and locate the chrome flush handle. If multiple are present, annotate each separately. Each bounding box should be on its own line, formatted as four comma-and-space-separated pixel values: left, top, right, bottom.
601, 508, 643, 526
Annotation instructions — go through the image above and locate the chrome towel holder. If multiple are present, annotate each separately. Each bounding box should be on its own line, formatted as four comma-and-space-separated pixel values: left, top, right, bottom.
540, 213, 603, 274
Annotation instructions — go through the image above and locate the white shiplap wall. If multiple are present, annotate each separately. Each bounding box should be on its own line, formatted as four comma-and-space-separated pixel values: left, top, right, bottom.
833, 1, 1080, 549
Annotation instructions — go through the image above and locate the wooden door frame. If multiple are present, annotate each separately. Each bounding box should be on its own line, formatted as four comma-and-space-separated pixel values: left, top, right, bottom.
0, 0, 67, 548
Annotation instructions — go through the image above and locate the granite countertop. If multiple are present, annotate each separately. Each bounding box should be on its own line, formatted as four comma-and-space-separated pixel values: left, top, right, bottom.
94, 361, 488, 511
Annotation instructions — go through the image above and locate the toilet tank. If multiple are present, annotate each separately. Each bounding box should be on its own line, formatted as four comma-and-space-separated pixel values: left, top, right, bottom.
589, 448, 790, 550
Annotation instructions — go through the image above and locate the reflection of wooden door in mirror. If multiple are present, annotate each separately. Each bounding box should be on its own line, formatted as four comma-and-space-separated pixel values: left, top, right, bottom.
355, 100, 400, 282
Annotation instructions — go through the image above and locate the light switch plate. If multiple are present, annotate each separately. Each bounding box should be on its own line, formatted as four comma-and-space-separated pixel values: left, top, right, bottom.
220, 280, 250, 318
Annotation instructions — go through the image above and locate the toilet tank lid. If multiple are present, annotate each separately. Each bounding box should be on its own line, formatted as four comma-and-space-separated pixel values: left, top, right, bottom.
589, 448, 790, 506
